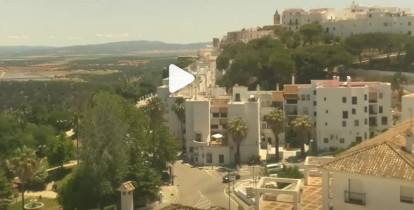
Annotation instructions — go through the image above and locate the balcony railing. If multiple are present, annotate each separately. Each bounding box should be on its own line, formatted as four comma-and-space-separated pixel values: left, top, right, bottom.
344, 190, 366, 205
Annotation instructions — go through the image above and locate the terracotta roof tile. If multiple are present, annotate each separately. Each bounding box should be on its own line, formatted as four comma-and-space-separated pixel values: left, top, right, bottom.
283, 85, 299, 94
271, 91, 284, 101
320, 121, 414, 181
210, 99, 230, 107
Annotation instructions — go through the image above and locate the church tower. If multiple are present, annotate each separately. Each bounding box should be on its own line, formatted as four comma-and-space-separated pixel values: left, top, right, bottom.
273, 10, 281, 25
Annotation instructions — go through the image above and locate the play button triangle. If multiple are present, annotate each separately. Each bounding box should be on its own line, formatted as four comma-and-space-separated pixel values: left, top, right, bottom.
168, 64, 195, 93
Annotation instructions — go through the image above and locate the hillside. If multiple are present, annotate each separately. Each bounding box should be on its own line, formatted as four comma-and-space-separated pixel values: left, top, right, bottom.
0, 40, 209, 57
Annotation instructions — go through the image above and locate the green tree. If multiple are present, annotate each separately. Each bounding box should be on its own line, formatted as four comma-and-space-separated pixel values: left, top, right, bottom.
6, 146, 43, 210
292, 115, 312, 157
228, 117, 248, 165
71, 112, 81, 164
171, 97, 185, 142
299, 23, 322, 46
264, 108, 286, 162
0, 171, 12, 210
46, 133, 75, 167
145, 126, 181, 173
145, 97, 166, 128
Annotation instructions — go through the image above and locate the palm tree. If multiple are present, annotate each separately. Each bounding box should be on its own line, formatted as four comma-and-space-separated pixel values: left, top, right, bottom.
145, 97, 166, 128
71, 112, 81, 164
171, 97, 185, 142
292, 115, 312, 157
228, 117, 248, 165
6, 146, 42, 210
264, 108, 286, 162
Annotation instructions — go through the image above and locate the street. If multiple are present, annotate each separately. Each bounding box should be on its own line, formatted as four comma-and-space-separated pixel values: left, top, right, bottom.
174, 161, 247, 210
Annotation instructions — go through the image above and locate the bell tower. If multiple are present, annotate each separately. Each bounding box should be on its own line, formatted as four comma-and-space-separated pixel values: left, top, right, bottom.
274, 10, 281, 25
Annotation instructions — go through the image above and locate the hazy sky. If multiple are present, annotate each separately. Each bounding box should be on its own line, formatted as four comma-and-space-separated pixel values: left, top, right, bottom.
1, 0, 414, 46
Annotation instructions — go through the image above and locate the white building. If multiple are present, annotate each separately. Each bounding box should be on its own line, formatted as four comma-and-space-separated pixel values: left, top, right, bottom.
276, 76, 391, 151
402, 94, 414, 122
183, 85, 262, 165
320, 121, 414, 210
281, 3, 414, 38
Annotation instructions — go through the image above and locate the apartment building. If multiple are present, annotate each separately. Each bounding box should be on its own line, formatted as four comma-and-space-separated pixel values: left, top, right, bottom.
275, 76, 391, 151
280, 3, 414, 38
320, 121, 414, 210
182, 85, 261, 165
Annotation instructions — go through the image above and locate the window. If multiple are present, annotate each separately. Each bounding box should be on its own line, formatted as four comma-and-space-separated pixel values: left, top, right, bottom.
355, 120, 359, 126
342, 97, 347, 103
313, 90, 316, 95
382, 117, 388, 125
219, 154, 224, 164
345, 179, 365, 205
326, 110, 328, 114
369, 14, 372, 18
364, 94, 367, 101
314, 101, 317, 106
301, 94, 306, 100
221, 113, 227, 118
343, 111, 348, 119
379, 106, 383, 114
365, 132, 367, 139
190, 147, 194, 153
365, 118, 368, 125
400, 186, 413, 203
356, 137, 363, 143
325, 122, 328, 126
352, 96, 357, 104
342, 121, 347, 127
352, 108, 356, 115
409, 21, 412, 26
211, 124, 219, 129
212, 113, 220, 118
364, 106, 367, 113
314, 112, 317, 117
306, 94, 311, 100
324, 138, 329, 143
235, 93, 240, 102
340, 138, 345, 143
206, 153, 212, 163
196, 133, 202, 142
379, 93, 383, 99
324, 97, 326, 101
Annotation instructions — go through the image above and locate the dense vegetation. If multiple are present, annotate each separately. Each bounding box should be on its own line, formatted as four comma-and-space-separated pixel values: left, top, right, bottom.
217, 24, 414, 90
0, 55, 181, 209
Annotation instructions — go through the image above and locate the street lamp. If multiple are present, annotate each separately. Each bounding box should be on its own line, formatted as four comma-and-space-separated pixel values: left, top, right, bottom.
309, 139, 314, 155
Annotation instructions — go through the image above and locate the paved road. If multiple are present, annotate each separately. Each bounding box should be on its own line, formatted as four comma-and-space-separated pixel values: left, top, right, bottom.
174, 161, 241, 210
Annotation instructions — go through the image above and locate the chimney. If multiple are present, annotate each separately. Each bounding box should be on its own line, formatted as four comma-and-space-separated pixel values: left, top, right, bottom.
291, 75, 295, 85
346, 76, 351, 87
276, 83, 279, 91
406, 129, 413, 153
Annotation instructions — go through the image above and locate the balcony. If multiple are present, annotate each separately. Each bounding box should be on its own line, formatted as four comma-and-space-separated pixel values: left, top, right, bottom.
344, 190, 365, 206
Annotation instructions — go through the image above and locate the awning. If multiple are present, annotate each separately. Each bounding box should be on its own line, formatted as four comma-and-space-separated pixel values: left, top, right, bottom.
212, 133, 224, 139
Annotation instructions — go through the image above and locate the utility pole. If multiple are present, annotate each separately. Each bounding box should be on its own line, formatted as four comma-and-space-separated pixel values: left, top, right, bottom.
228, 170, 231, 210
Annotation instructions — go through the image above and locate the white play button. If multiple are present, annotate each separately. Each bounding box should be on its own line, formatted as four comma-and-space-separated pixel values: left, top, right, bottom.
168, 64, 195, 93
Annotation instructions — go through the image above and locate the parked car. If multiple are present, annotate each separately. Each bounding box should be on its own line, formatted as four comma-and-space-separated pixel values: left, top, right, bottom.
266, 163, 283, 175
222, 173, 241, 183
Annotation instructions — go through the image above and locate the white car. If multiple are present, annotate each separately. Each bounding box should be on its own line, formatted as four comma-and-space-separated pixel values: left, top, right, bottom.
266, 163, 283, 175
